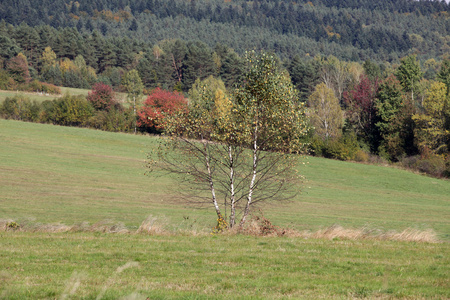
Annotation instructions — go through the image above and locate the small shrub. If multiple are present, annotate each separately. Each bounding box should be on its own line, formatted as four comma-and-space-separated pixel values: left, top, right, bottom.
102, 106, 134, 132
48, 95, 94, 126
443, 160, 450, 178
86, 105, 134, 132
353, 149, 369, 162
38, 100, 55, 123
400, 155, 420, 170
27, 80, 61, 94
212, 216, 228, 234
42, 82, 61, 94
87, 83, 116, 111
308, 136, 325, 156
0, 95, 41, 122
311, 133, 360, 161
7, 221, 20, 230
367, 153, 389, 165
238, 212, 286, 236
399, 154, 448, 178
416, 155, 446, 177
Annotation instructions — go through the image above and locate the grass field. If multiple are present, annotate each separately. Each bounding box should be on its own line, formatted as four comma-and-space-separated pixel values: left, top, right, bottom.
1, 119, 449, 298
1, 119, 449, 237
0, 89, 59, 103
0, 232, 448, 299
0, 87, 128, 104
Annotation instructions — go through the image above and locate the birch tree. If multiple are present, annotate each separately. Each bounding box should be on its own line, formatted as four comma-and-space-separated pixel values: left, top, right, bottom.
122, 69, 143, 133
412, 81, 450, 154
152, 52, 309, 229
307, 83, 344, 140
316, 55, 350, 102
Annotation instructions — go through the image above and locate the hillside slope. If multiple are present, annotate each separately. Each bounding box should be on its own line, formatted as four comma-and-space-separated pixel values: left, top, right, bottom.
1, 119, 449, 238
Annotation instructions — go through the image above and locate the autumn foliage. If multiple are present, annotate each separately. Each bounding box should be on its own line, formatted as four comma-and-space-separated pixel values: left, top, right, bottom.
137, 88, 187, 131
7, 53, 30, 84
343, 75, 378, 138
87, 83, 116, 111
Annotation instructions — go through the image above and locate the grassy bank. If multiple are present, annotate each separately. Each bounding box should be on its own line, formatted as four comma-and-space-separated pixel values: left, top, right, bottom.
1, 119, 449, 238
0, 231, 448, 299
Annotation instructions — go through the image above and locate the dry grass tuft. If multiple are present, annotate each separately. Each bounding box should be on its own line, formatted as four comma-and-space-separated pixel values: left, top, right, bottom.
310, 225, 374, 240
0, 219, 18, 231
0, 219, 130, 234
283, 225, 438, 243
33, 223, 73, 233
136, 215, 168, 235
379, 228, 438, 243
1, 217, 439, 243
232, 220, 439, 243
88, 220, 130, 234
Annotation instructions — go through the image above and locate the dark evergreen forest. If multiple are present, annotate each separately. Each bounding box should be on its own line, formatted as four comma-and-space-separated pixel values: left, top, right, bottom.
0, 0, 449, 62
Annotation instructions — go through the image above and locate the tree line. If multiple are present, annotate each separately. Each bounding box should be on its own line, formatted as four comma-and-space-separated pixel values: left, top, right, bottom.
1, 51, 449, 178
0, 0, 448, 62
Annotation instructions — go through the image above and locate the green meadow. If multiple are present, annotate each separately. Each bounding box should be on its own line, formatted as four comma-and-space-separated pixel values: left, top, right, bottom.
0, 89, 58, 103
1, 119, 449, 299
1, 232, 448, 299
0, 88, 127, 104
1, 119, 448, 236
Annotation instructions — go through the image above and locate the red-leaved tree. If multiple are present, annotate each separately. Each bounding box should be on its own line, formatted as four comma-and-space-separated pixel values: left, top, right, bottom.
7, 53, 31, 84
86, 83, 116, 111
137, 87, 187, 131
343, 75, 378, 140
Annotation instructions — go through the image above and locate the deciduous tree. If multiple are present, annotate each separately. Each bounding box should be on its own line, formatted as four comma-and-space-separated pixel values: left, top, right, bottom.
437, 59, 450, 97
153, 52, 308, 229
343, 75, 378, 147
7, 53, 30, 83
413, 81, 450, 154
122, 69, 144, 133
307, 83, 344, 140
137, 87, 187, 132
40, 46, 57, 70
87, 83, 116, 111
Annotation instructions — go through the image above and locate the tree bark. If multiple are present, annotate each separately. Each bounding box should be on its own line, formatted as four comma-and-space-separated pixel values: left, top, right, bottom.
203, 140, 222, 219
228, 145, 237, 227
240, 122, 259, 227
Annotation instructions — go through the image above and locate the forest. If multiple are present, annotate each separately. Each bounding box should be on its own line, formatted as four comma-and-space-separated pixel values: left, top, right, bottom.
0, 0, 449, 177
0, 0, 449, 61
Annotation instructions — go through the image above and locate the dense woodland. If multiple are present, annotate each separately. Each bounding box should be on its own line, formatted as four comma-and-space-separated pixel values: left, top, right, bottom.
0, 0, 449, 177
0, 0, 449, 61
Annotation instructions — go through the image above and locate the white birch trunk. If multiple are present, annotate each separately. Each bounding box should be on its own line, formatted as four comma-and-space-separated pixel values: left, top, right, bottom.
240, 123, 259, 227
133, 95, 137, 134
203, 141, 222, 219
228, 145, 237, 227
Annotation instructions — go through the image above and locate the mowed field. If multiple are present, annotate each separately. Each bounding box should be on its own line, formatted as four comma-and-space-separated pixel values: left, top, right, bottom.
1, 119, 449, 236
1, 119, 449, 299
